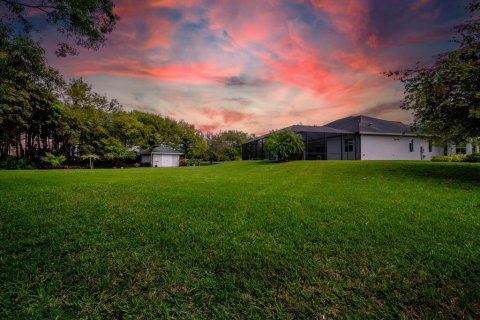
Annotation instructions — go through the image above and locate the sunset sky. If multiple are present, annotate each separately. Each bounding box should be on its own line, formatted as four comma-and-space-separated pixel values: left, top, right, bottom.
41, 0, 470, 134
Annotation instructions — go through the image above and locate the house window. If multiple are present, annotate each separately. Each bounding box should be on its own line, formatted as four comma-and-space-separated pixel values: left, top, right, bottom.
409, 139, 414, 152
456, 143, 467, 154
428, 140, 433, 152
344, 138, 354, 152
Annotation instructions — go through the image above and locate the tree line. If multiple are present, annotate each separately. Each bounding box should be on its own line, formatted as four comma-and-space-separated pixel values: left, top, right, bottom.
0, 21, 251, 168
0, 69, 252, 167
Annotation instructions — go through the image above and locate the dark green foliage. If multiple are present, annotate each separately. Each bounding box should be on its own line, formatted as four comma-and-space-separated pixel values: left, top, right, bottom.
1, 76, 208, 166
0, 23, 64, 161
467, 152, 480, 162
0, 161, 479, 318
40, 152, 66, 168
0, 155, 35, 169
103, 145, 135, 163
0, 0, 118, 56
388, 1, 480, 143
206, 130, 251, 161
263, 130, 304, 161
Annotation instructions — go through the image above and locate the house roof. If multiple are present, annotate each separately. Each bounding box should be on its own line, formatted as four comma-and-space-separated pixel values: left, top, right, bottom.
245, 115, 417, 144
284, 125, 352, 134
325, 115, 414, 135
248, 125, 352, 142
141, 144, 183, 155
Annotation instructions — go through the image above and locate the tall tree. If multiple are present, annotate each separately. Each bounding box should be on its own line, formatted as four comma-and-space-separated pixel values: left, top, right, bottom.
0, 24, 63, 160
0, 0, 118, 56
206, 130, 251, 161
387, 1, 480, 144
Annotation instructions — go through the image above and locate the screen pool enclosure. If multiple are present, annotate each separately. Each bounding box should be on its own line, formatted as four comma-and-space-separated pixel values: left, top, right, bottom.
242, 125, 360, 160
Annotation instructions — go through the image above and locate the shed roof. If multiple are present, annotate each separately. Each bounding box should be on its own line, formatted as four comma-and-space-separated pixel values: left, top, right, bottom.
141, 144, 183, 155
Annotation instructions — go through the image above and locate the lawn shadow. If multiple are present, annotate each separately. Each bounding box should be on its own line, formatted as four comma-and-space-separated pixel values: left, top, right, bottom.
374, 162, 480, 188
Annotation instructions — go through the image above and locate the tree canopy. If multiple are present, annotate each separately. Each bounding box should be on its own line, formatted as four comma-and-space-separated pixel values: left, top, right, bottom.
0, 0, 118, 56
388, 0, 480, 143
205, 130, 251, 161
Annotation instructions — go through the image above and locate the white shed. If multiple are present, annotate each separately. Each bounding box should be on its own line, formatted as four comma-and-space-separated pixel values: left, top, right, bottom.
140, 145, 183, 167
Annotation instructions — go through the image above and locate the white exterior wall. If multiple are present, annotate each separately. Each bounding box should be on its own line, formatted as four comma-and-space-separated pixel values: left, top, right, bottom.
151, 154, 180, 167
448, 143, 477, 155
360, 135, 443, 160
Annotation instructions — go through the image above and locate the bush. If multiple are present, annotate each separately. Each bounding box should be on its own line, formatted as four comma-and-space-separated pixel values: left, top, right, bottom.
188, 159, 201, 166
41, 152, 66, 168
0, 156, 35, 169
103, 146, 136, 167
432, 154, 469, 162
466, 152, 480, 162
179, 159, 188, 166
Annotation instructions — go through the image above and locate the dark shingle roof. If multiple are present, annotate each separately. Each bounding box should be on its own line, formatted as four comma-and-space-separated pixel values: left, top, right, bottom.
325, 115, 414, 134
245, 115, 416, 143
141, 144, 183, 155
284, 125, 352, 134
249, 125, 352, 142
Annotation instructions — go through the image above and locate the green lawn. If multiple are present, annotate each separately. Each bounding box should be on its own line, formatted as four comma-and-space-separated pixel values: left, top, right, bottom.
1, 161, 479, 319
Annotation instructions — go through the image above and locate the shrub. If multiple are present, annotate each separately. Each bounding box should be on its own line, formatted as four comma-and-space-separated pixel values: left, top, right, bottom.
432, 154, 469, 162
41, 152, 66, 168
188, 159, 200, 166
0, 156, 17, 169
103, 146, 136, 167
0, 156, 35, 169
466, 152, 480, 162
179, 159, 188, 166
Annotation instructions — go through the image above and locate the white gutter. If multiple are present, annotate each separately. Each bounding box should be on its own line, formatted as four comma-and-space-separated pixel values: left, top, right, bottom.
359, 131, 430, 137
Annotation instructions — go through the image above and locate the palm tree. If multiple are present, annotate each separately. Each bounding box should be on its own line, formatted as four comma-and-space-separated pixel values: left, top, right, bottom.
263, 130, 304, 161
81, 154, 100, 169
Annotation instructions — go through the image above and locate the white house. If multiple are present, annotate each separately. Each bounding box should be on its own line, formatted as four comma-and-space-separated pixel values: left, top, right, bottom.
242, 115, 478, 161
140, 145, 183, 167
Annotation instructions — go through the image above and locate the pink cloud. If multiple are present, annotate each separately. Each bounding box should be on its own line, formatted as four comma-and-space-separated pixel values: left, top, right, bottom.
410, 0, 431, 11
44, 0, 467, 134
310, 0, 370, 43
190, 107, 254, 124
67, 58, 241, 84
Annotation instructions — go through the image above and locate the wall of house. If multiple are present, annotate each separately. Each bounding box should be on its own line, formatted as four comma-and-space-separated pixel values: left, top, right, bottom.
447, 143, 478, 155
360, 135, 443, 160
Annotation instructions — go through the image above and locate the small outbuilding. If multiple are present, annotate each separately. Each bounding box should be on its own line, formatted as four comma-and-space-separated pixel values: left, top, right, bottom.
140, 145, 183, 167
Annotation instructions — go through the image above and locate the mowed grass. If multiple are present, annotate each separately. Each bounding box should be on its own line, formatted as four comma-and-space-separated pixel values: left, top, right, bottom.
1, 161, 480, 319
